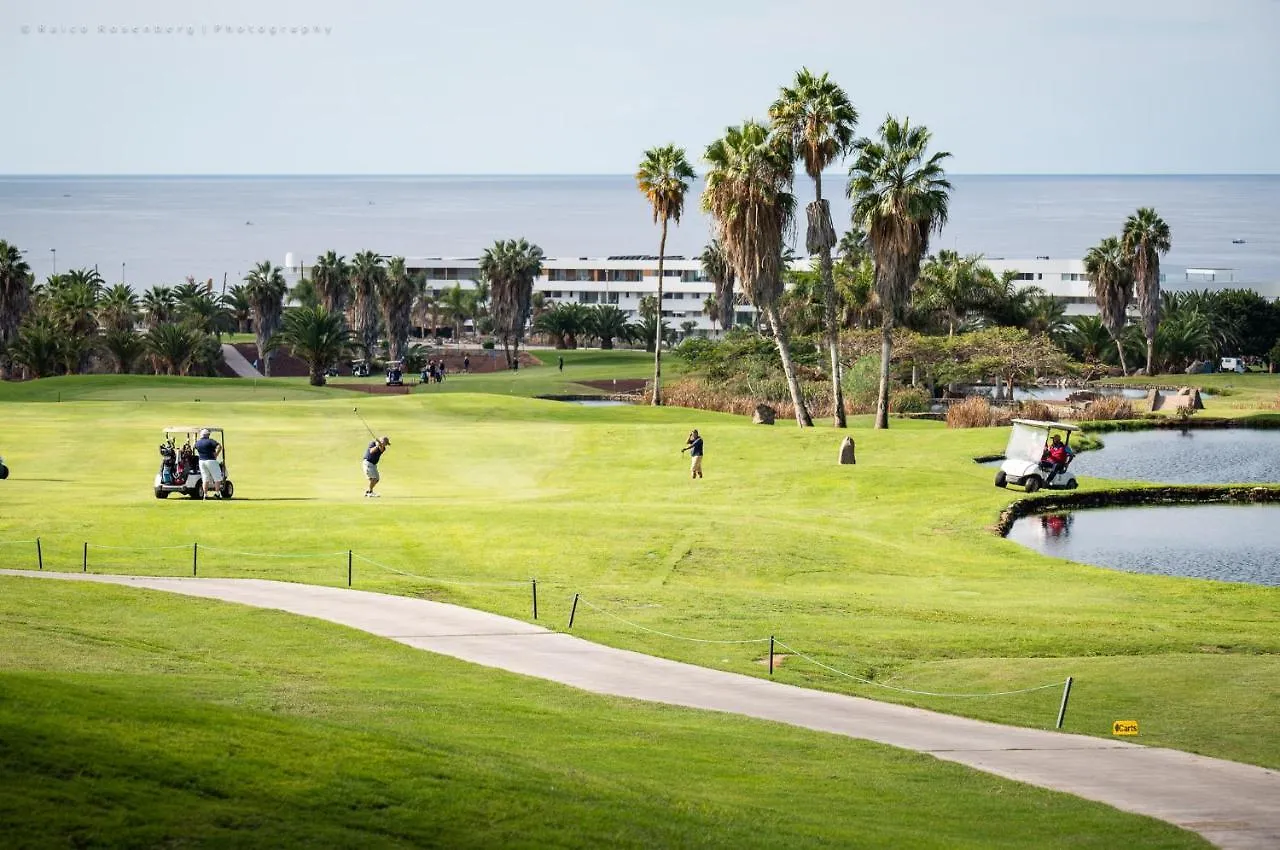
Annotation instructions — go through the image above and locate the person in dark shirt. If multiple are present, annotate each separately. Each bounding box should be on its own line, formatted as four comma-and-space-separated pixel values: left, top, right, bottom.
362, 436, 391, 498
681, 429, 704, 479
463, 354, 470, 373
194, 428, 222, 499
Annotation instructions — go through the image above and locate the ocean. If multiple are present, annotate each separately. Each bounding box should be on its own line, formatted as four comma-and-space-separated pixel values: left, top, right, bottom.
1, 175, 1277, 293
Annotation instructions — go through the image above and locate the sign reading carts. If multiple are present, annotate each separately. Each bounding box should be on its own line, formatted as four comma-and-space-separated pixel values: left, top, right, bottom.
1112, 720, 1140, 736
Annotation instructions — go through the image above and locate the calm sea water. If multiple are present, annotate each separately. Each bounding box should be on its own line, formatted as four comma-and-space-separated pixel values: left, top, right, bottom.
1, 175, 1278, 290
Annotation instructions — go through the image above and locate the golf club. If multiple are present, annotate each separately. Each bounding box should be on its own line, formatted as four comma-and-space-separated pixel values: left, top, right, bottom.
352, 407, 377, 440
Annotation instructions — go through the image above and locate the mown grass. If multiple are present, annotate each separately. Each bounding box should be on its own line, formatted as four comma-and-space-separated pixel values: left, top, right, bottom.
0, 364, 1277, 772
0, 578, 1205, 849
1114, 372, 1280, 416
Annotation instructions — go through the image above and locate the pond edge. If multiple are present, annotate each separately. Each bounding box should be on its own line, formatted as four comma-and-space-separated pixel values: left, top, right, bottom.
993, 485, 1280, 537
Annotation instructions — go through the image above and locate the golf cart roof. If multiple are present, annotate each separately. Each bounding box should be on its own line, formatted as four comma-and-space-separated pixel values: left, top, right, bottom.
1010, 419, 1080, 433
163, 426, 225, 434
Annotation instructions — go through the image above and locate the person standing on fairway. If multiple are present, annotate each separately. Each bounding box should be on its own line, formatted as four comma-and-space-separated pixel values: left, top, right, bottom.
681, 429, 703, 479
194, 428, 222, 499
363, 436, 391, 497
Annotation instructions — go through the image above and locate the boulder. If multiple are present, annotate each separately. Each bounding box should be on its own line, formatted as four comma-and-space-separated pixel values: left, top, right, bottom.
752, 404, 776, 425
1145, 388, 1162, 412
838, 436, 856, 465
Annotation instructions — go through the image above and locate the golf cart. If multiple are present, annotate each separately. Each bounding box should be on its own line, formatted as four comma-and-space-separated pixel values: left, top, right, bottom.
994, 419, 1079, 493
0, 454, 8, 480
386, 359, 404, 386
351, 359, 371, 378
154, 426, 234, 500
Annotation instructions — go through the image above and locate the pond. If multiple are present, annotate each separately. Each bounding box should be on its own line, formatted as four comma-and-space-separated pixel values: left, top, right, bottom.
569, 399, 630, 407
1074, 428, 1280, 484
1006, 504, 1280, 586
958, 384, 1151, 402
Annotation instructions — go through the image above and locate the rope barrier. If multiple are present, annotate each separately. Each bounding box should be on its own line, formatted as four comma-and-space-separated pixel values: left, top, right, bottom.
199, 546, 348, 559
772, 639, 1066, 698
87, 543, 194, 552
351, 553, 530, 587
575, 597, 771, 645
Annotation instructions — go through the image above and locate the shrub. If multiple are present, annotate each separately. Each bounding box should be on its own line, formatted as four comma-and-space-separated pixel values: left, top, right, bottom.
1073, 396, 1137, 422
1017, 401, 1054, 422
481, 339, 495, 350
946, 396, 1013, 429
890, 386, 931, 414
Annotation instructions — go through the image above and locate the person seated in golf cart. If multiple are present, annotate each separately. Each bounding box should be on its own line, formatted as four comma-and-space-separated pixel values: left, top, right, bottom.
1039, 434, 1074, 485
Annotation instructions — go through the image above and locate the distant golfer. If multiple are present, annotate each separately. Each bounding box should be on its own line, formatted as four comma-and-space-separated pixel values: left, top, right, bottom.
194, 428, 222, 500
363, 436, 391, 498
681, 429, 704, 479
558, 355, 564, 372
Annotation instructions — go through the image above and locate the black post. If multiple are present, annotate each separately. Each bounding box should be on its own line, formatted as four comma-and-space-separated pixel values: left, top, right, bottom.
82, 542, 88, 572
192, 542, 198, 576
568, 593, 579, 629
531, 579, 538, 620
769, 636, 775, 675
1056, 676, 1074, 729
347, 550, 353, 587
36, 537, 42, 570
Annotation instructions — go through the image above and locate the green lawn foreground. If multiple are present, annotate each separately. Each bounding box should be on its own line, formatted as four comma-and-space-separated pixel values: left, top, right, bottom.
0, 578, 1204, 849
0, 368, 1277, 772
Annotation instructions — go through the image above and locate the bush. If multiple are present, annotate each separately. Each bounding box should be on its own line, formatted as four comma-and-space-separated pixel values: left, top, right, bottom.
1073, 396, 1137, 422
481, 339, 495, 350
842, 356, 880, 413
1017, 401, 1054, 422
890, 386, 931, 414
946, 396, 1012, 429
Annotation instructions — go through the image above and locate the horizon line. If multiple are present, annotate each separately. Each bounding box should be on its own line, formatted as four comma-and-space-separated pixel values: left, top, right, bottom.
2, 171, 1278, 179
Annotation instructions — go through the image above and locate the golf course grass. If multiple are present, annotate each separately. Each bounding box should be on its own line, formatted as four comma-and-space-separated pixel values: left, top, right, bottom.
1, 357, 1277, 784
0, 579, 1204, 848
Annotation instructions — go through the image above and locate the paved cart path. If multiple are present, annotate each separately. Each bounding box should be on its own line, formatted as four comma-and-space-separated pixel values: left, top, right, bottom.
5, 570, 1279, 849
220, 343, 262, 378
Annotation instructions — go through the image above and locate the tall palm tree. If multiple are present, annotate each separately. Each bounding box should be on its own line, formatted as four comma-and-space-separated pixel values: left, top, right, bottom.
225, 284, 253, 333
771, 67, 859, 426
312, 250, 351, 316
140, 286, 177, 329
636, 144, 697, 405
702, 295, 720, 335
700, 239, 736, 332
348, 251, 385, 357
243, 260, 287, 376
1084, 236, 1133, 376
703, 120, 813, 427
0, 240, 34, 379
379, 257, 417, 360
838, 226, 870, 267
97, 284, 139, 333
1122, 207, 1172, 375
439, 284, 471, 340
278, 306, 352, 386
479, 238, 544, 369
847, 116, 952, 429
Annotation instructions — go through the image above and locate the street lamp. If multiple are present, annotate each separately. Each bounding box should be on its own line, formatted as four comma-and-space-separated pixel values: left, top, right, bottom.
51, 248, 56, 275
121, 262, 126, 283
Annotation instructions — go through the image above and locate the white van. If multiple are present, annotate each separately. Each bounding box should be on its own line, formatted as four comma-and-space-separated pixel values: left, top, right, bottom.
1220, 357, 1245, 373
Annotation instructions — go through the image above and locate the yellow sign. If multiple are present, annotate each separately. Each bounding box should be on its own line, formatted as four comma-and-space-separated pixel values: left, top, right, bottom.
1112, 720, 1140, 736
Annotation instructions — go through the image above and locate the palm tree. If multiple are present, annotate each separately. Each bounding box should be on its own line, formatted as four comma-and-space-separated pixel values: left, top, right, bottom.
702, 295, 720, 335
479, 238, 544, 369
1084, 236, 1133, 376
102, 328, 146, 374
1122, 207, 1172, 375
278, 306, 352, 386
917, 251, 990, 336
771, 67, 859, 426
289, 277, 319, 310
243, 260, 287, 376
700, 240, 736, 332
7, 317, 60, 378
439, 284, 472, 340
97, 284, 139, 333
225, 284, 253, 333
348, 251, 385, 357
140, 286, 177, 329
847, 116, 952, 429
312, 251, 351, 316
589, 305, 630, 349
0, 240, 34, 379
838, 226, 870, 267
834, 254, 878, 329
703, 120, 813, 427
144, 323, 202, 376
378, 257, 417, 361
177, 292, 231, 337
636, 144, 697, 405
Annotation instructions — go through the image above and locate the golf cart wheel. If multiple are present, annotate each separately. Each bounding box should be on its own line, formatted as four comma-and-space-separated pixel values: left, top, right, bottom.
220, 481, 234, 500
994, 471, 1007, 488
0, 463, 9, 480
1024, 476, 1041, 494
1065, 479, 1078, 490
155, 488, 169, 499
189, 482, 204, 500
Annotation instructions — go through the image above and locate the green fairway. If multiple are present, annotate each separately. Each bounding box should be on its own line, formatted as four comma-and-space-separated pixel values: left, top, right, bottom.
0, 365, 1277, 773
0, 578, 1205, 849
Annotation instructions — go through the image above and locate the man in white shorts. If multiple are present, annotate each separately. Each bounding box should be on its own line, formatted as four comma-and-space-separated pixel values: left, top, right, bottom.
363, 435, 390, 497
194, 428, 223, 499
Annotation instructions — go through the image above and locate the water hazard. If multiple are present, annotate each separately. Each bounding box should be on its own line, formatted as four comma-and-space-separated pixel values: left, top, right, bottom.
1007, 504, 1280, 585
1074, 428, 1280, 484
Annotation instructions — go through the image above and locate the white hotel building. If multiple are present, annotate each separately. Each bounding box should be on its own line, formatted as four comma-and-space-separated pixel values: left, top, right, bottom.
286, 254, 1254, 335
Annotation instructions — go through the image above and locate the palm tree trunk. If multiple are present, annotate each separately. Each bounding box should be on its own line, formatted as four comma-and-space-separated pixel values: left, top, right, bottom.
813, 175, 845, 429
1145, 336, 1155, 376
1111, 332, 1129, 376
652, 221, 667, 406
875, 318, 893, 430
763, 303, 812, 427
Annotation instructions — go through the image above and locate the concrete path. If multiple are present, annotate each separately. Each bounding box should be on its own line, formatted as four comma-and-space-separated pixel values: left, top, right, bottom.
220, 343, 261, 378
6, 570, 1279, 849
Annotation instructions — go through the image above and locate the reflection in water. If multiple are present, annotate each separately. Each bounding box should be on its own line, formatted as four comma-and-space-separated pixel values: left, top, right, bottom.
1072, 429, 1280, 484
1008, 504, 1280, 586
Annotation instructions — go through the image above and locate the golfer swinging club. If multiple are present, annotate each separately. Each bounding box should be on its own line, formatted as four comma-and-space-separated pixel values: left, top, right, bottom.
194, 428, 223, 500
363, 435, 391, 498
681, 429, 703, 479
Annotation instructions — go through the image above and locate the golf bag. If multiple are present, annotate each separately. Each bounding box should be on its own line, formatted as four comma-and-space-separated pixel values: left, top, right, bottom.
159, 443, 177, 484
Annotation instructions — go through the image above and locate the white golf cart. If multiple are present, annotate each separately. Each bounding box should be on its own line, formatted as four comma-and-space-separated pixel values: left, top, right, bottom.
386, 359, 404, 386
994, 419, 1079, 493
0, 454, 8, 480
154, 426, 234, 500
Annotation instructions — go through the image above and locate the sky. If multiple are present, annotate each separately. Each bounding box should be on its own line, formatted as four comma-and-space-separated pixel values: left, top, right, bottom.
2, 0, 1278, 175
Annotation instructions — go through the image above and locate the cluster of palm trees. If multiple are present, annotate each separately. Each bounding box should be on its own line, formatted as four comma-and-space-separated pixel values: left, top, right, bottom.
1083, 208, 1172, 376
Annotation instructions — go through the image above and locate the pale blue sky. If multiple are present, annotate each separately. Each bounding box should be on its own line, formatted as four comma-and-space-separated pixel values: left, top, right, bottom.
2, 0, 1278, 174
